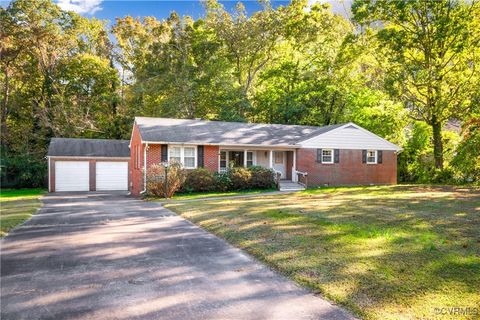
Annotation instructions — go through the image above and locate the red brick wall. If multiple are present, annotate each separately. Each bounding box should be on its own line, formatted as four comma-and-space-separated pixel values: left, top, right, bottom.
147, 145, 162, 167
204, 145, 219, 173
296, 148, 397, 187
130, 124, 144, 195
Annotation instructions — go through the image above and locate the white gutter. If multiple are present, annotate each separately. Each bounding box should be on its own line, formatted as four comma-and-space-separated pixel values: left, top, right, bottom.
140, 142, 148, 194
141, 141, 301, 148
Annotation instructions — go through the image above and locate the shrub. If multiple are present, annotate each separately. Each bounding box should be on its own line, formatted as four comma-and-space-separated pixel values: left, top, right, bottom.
213, 172, 232, 191
229, 167, 252, 190
248, 166, 275, 189
431, 168, 455, 184
146, 162, 186, 198
183, 168, 215, 192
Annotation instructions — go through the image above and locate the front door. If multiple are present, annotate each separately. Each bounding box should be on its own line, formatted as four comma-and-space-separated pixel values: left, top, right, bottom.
273, 151, 286, 179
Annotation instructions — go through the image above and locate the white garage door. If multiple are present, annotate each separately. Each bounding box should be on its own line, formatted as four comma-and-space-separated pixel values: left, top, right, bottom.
55, 161, 90, 192
96, 162, 128, 191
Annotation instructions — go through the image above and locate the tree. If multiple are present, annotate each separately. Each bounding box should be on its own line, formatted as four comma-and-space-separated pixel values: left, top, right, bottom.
205, 0, 290, 118
1, 0, 122, 187
352, 0, 480, 169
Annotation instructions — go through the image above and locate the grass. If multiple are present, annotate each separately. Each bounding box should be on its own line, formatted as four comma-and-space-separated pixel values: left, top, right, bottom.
165, 185, 480, 320
0, 188, 45, 237
148, 188, 277, 201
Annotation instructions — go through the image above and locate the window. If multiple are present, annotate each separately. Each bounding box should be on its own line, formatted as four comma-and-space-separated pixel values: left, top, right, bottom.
322, 149, 333, 164
220, 151, 227, 171
367, 150, 377, 164
274, 152, 283, 164
247, 152, 254, 167
135, 145, 140, 169
169, 146, 181, 164
183, 147, 195, 168
168, 146, 196, 168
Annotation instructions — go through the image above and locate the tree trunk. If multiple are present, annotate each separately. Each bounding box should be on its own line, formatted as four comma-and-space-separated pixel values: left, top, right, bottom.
1, 63, 11, 147
431, 119, 444, 169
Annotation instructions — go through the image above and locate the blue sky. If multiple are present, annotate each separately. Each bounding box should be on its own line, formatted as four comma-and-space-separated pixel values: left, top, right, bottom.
54, 0, 292, 23
1, 1, 351, 23
0, 0, 351, 24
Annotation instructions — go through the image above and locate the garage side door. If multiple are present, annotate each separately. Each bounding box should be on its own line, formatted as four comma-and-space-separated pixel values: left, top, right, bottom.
55, 161, 90, 192
96, 162, 128, 191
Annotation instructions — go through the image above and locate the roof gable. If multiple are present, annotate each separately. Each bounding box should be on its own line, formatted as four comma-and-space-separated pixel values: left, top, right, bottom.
299, 123, 402, 151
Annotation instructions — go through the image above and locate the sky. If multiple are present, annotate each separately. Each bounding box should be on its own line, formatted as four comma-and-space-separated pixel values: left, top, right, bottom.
54, 0, 291, 23
4, 0, 349, 24
1, 1, 352, 23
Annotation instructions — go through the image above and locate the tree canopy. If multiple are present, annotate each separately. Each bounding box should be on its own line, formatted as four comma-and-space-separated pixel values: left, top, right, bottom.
1, 0, 479, 187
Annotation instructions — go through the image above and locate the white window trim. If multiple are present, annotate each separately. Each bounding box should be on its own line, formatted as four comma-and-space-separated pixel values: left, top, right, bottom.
321, 148, 334, 164
168, 145, 197, 169
219, 150, 256, 172
246, 151, 256, 167
366, 150, 377, 164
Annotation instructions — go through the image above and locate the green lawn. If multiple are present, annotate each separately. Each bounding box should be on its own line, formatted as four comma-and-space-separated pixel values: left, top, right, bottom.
0, 188, 45, 237
165, 185, 480, 320
148, 188, 277, 201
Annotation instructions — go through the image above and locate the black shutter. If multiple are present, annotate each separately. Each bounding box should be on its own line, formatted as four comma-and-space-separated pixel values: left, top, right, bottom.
197, 145, 204, 167
377, 150, 383, 164
317, 149, 322, 163
334, 149, 340, 163
362, 150, 367, 163
161, 145, 168, 162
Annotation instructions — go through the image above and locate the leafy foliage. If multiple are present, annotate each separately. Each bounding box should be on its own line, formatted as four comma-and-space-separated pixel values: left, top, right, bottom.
182, 168, 216, 192
146, 162, 186, 198
1, 0, 479, 187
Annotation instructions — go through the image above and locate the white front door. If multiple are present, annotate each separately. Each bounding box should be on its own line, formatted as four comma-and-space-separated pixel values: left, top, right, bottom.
273, 151, 286, 179
55, 161, 90, 191
96, 162, 128, 191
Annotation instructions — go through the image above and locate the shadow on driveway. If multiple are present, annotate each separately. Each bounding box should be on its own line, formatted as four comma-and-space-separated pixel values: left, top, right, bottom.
1, 192, 355, 320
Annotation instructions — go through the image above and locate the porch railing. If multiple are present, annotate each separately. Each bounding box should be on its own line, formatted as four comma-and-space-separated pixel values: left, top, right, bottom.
295, 170, 308, 188
272, 169, 282, 190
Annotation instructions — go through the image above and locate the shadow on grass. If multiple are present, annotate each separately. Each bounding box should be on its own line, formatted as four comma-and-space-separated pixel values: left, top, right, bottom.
166, 185, 480, 319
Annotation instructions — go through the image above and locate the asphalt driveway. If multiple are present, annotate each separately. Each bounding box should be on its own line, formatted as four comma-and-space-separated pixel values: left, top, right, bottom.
1, 192, 354, 320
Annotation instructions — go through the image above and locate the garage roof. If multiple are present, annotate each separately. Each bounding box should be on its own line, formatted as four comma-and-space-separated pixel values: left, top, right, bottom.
48, 138, 130, 158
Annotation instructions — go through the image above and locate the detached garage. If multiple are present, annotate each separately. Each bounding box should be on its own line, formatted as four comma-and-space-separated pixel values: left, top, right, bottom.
48, 138, 130, 192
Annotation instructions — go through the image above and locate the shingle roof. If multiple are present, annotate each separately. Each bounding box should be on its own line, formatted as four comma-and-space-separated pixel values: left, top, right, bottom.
48, 138, 130, 158
135, 117, 344, 146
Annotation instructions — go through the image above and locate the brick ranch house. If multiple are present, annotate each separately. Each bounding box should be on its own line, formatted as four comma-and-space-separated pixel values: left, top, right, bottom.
129, 117, 401, 195
48, 117, 402, 194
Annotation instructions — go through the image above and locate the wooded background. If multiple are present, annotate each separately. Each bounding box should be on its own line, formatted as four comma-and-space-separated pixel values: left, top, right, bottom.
1, 0, 479, 187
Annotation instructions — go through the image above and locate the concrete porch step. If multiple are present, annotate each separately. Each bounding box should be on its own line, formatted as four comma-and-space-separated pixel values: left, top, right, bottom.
279, 181, 306, 192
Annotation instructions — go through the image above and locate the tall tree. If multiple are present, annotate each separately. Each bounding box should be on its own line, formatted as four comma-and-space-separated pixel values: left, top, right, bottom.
352, 0, 480, 169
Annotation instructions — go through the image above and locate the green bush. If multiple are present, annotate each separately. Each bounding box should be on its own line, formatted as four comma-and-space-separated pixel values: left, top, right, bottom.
431, 168, 455, 184
0, 152, 47, 188
183, 168, 216, 192
248, 166, 275, 189
229, 167, 252, 190
213, 172, 232, 191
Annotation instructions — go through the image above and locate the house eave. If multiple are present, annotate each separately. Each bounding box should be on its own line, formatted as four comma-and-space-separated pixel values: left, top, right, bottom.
141, 141, 301, 148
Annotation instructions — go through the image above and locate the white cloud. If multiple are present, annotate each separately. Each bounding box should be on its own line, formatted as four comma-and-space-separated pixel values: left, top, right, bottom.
308, 0, 327, 6
57, 0, 103, 15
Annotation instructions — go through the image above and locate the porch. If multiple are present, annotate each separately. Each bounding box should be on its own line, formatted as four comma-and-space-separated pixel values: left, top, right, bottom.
218, 147, 307, 189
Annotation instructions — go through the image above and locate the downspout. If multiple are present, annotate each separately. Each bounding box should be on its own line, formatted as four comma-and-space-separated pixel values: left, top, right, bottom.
140, 142, 148, 194
47, 156, 51, 192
